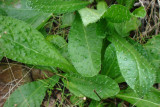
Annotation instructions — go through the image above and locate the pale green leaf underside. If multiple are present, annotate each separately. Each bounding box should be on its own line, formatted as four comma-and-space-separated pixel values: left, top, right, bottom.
68, 14, 102, 77
79, 1, 107, 26
117, 88, 160, 107
4, 75, 59, 107
108, 34, 156, 96
105, 4, 131, 23
0, 0, 51, 29
64, 73, 120, 101
0, 16, 75, 73
79, 8, 105, 26
144, 35, 160, 82
27, 0, 89, 13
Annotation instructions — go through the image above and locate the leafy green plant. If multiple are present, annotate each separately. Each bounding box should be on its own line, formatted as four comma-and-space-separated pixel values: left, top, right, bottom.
0, 0, 160, 106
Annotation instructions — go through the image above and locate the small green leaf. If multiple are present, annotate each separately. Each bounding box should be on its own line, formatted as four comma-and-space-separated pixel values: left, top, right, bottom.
105, 4, 131, 23
89, 100, 104, 107
61, 13, 75, 28
79, 8, 106, 26
97, 1, 108, 12
79, 1, 107, 26
114, 16, 140, 37
102, 44, 124, 83
117, 88, 160, 107
64, 73, 120, 101
144, 35, 160, 83
107, 34, 156, 96
133, 7, 146, 18
68, 14, 102, 77
4, 75, 59, 107
116, 0, 135, 9
27, 0, 89, 14
0, 16, 75, 73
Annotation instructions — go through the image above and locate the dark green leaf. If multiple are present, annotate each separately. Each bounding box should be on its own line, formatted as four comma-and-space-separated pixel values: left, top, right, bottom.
0, 16, 75, 73
117, 88, 160, 107
116, 0, 135, 9
107, 34, 156, 96
68, 14, 102, 77
64, 73, 120, 101
27, 0, 89, 14
4, 75, 59, 107
105, 4, 131, 23
101, 44, 124, 83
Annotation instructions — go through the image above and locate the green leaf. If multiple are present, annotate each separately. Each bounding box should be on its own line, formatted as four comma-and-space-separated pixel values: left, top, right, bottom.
64, 73, 120, 101
4, 75, 59, 107
101, 44, 124, 83
0, 15, 75, 73
27, 0, 89, 14
79, 8, 106, 26
61, 13, 75, 28
68, 14, 102, 77
97, 1, 108, 12
144, 35, 160, 82
107, 34, 156, 96
114, 16, 141, 37
105, 4, 131, 23
133, 7, 146, 18
116, 0, 135, 9
78, 1, 107, 26
0, 0, 51, 29
46, 35, 69, 60
117, 88, 160, 107
89, 100, 104, 107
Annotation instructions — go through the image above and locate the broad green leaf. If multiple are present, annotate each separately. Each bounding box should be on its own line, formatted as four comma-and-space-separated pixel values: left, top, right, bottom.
46, 35, 69, 60
114, 16, 140, 37
101, 44, 124, 83
4, 75, 59, 107
68, 14, 102, 77
117, 88, 160, 107
64, 73, 120, 101
144, 35, 160, 82
27, 0, 89, 14
61, 13, 75, 28
105, 4, 131, 23
133, 7, 146, 18
107, 34, 156, 96
0, 16, 75, 73
0, 0, 51, 29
